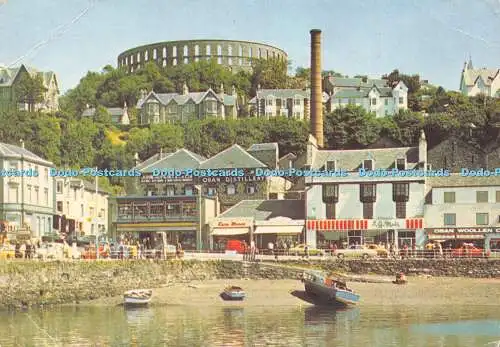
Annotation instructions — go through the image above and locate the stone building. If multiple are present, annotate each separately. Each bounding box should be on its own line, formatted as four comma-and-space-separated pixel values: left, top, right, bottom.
136, 84, 238, 125
0, 64, 59, 112
427, 136, 486, 173
117, 39, 287, 74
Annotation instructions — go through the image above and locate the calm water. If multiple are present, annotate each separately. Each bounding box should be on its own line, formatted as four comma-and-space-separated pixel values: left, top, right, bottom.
0, 304, 499, 347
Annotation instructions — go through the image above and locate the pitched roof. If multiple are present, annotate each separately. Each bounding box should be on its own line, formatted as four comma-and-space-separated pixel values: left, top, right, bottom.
137, 89, 235, 108
134, 152, 173, 170
68, 179, 109, 194
331, 85, 394, 99
0, 64, 57, 89
312, 146, 420, 171
82, 107, 125, 117
218, 199, 305, 220
256, 89, 309, 99
428, 174, 500, 188
326, 76, 388, 89
462, 68, 500, 86
247, 143, 278, 152
0, 142, 53, 166
199, 144, 267, 169
140, 149, 206, 172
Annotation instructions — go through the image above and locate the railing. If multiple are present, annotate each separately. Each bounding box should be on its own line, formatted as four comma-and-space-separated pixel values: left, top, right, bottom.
115, 214, 198, 223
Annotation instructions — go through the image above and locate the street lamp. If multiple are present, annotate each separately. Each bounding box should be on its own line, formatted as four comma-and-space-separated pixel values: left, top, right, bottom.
195, 184, 202, 251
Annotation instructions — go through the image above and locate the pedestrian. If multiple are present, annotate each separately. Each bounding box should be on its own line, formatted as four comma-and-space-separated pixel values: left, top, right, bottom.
250, 239, 256, 261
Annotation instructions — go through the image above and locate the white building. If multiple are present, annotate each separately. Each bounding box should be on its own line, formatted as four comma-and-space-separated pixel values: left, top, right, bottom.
0, 142, 55, 238
459, 58, 500, 97
55, 178, 109, 237
248, 88, 329, 120
424, 175, 500, 247
305, 132, 427, 249
323, 76, 408, 117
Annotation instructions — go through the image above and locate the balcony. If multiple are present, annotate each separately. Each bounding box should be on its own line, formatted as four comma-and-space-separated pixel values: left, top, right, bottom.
116, 195, 199, 223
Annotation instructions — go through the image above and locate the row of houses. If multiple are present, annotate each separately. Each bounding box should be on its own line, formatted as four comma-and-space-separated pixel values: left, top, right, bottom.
0, 142, 109, 239
111, 131, 500, 251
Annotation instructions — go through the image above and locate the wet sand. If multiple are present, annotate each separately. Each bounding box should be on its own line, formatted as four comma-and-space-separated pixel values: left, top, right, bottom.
83, 276, 500, 308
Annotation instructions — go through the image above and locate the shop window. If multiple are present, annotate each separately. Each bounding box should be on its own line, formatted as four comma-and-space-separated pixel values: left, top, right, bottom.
246, 184, 257, 194
443, 192, 455, 203
476, 191, 488, 203
392, 183, 409, 202
443, 213, 456, 226
360, 184, 376, 203
395, 202, 406, 219
325, 203, 336, 219
476, 213, 489, 225
363, 202, 374, 219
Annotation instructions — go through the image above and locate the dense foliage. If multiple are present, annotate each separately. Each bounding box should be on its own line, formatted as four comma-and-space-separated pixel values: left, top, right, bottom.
2, 60, 500, 194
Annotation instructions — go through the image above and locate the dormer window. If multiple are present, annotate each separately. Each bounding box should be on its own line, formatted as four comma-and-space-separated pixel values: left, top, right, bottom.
396, 158, 406, 170
363, 159, 373, 170
326, 160, 336, 171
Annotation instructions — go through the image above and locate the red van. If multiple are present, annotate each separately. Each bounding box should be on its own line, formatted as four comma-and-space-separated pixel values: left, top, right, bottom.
225, 240, 246, 254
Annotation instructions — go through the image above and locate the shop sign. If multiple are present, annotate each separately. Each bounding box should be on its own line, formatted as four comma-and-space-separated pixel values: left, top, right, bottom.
216, 220, 250, 228
371, 219, 404, 229
200, 176, 265, 184
428, 227, 497, 234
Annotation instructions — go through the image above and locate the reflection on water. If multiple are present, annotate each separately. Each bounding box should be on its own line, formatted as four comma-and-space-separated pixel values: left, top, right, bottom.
0, 304, 498, 346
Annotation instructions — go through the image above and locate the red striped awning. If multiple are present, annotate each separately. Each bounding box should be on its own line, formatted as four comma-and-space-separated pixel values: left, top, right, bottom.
405, 218, 423, 229
307, 219, 368, 231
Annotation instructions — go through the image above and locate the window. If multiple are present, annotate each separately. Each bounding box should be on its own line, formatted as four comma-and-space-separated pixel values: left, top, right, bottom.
326, 203, 336, 219
205, 99, 217, 113
363, 202, 374, 219
66, 202, 70, 214
392, 183, 409, 202
184, 185, 193, 196
56, 181, 63, 194
477, 191, 488, 203
399, 97, 404, 104
207, 187, 217, 196
496, 191, 500, 203
363, 159, 373, 170
269, 193, 278, 200
395, 201, 406, 218
227, 184, 236, 195
246, 184, 256, 194
371, 98, 377, 105
294, 98, 301, 106
476, 213, 489, 225
27, 185, 32, 203
44, 188, 48, 205
326, 161, 336, 171
57, 201, 63, 212
384, 99, 388, 106
396, 158, 406, 170
266, 98, 273, 106
73, 189, 77, 200
443, 213, 456, 226
44, 168, 48, 182
322, 184, 339, 203
35, 188, 39, 204
8, 185, 18, 203
359, 184, 376, 203
443, 192, 456, 203
81, 204, 84, 217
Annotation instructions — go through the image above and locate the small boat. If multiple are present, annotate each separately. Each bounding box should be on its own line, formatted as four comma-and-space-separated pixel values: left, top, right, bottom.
123, 289, 153, 305
221, 286, 245, 300
301, 271, 360, 306
392, 272, 407, 285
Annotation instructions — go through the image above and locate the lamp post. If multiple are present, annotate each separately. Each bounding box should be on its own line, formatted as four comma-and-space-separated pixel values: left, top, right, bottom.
19, 139, 25, 232
195, 184, 202, 251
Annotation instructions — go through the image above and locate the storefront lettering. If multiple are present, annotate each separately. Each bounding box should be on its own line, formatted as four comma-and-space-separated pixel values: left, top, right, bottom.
200, 176, 264, 184
430, 228, 494, 233
371, 219, 403, 229
217, 221, 248, 228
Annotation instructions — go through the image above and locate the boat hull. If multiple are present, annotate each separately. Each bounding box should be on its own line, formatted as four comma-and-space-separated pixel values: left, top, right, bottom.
304, 280, 359, 306
123, 289, 152, 305
124, 297, 151, 305
222, 291, 245, 301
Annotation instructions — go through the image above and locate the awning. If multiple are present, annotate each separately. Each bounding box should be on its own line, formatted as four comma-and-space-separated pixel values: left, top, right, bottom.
211, 228, 249, 236
428, 234, 454, 240
455, 234, 485, 240
254, 225, 303, 234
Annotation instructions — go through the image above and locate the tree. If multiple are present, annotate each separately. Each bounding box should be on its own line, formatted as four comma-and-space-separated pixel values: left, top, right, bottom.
250, 57, 288, 96
389, 110, 424, 146
14, 72, 47, 112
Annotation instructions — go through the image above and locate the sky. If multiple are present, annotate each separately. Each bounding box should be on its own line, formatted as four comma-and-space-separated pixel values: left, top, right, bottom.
0, 0, 499, 94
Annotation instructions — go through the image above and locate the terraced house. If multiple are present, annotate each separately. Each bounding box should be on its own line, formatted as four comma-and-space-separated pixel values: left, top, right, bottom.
0, 64, 59, 112
136, 83, 238, 125
323, 75, 408, 117
115, 143, 291, 250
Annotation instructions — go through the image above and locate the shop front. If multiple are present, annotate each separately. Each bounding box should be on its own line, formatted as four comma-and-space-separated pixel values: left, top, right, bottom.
425, 227, 499, 249
307, 218, 424, 249
116, 222, 198, 250
210, 218, 253, 251
253, 217, 304, 249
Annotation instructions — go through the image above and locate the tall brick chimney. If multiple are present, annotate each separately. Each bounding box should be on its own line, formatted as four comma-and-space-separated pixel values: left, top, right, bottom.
310, 29, 324, 148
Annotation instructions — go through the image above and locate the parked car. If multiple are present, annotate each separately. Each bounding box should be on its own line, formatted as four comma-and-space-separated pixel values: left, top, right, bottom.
334, 245, 377, 259
289, 244, 324, 256
37, 243, 64, 260
452, 244, 488, 258
365, 244, 389, 258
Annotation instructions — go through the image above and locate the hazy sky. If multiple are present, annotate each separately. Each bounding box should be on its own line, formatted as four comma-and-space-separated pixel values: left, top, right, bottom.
1, 0, 499, 93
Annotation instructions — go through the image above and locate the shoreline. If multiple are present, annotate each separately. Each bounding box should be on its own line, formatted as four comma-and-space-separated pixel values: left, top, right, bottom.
76, 276, 500, 309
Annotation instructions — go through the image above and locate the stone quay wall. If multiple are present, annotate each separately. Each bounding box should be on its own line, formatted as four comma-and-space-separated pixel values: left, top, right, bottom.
0, 259, 499, 309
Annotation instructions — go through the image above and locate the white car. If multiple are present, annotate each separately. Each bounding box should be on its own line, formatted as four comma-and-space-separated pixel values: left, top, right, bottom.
334, 245, 377, 259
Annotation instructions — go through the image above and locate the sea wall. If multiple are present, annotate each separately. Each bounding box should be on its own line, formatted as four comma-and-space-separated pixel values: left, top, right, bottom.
0, 259, 499, 309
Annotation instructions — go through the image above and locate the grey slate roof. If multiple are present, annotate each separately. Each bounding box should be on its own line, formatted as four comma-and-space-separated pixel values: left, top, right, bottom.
428, 174, 500, 187
199, 144, 267, 169
256, 89, 309, 99
219, 199, 305, 220
247, 143, 278, 152
134, 152, 172, 170
332, 85, 393, 99
312, 147, 420, 171
462, 68, 500, 86
82, 107, 126, 117
140, 149, 206, 172
69, 179, 109, 194
326, 76, 388, 89
0, 64, 57, 89
0, 142, 53, 166
137, 89, 236, 108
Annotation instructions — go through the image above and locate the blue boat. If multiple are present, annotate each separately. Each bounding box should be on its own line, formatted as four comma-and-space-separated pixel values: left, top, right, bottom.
301, 272, 360, 306
222, 286, 246, 301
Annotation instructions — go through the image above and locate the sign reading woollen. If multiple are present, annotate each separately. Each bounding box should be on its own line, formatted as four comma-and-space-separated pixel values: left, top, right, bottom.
428, 227, 499, 234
